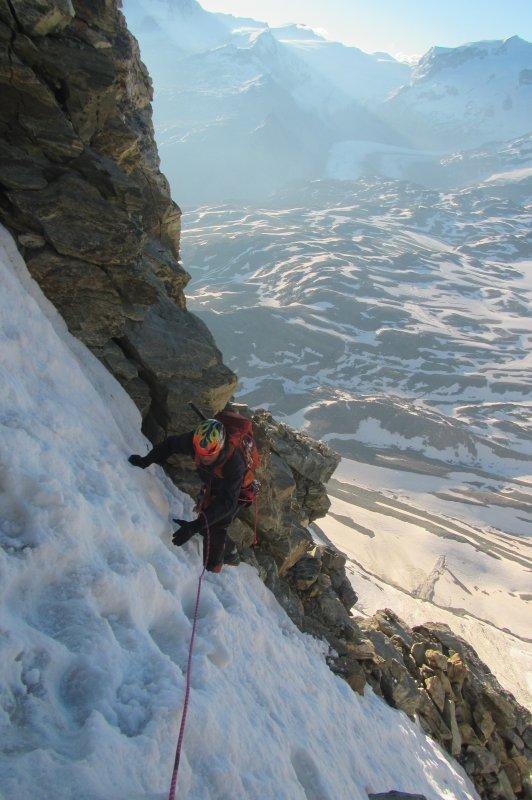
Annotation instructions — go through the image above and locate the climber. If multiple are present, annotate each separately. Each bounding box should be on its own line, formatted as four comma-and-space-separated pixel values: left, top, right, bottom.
128, 418, 247, 573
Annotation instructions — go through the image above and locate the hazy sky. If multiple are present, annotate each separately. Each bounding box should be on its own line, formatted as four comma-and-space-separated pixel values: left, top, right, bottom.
201, 0, 532, 57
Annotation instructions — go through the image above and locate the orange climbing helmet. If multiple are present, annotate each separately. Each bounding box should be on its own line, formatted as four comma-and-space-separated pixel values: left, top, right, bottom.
193, 419, 226, 461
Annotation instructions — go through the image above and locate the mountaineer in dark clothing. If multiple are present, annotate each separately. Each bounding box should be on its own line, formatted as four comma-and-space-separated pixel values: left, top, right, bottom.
128, 417, 253, 573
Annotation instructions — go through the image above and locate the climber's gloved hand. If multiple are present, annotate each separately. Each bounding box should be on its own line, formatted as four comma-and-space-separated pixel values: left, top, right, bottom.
172, 518, 203, 534
172, 517, 203, 546
129, 454, 148, 469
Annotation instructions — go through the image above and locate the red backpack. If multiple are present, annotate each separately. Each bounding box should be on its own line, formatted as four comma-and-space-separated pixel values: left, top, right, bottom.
214, 410, 261, 505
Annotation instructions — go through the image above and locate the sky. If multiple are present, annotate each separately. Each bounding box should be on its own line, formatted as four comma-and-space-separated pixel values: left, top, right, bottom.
200, 0, 532, 57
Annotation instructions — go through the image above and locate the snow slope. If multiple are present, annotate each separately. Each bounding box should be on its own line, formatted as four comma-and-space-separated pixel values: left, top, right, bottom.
0, 226, 480, 798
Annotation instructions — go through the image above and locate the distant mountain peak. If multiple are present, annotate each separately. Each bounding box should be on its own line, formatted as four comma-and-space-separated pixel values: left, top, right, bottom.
415, 35, 532, 81
247, 27, 282, 53
271, 23, 326, 43
503, 34, 527, 45
155, 0, 204, 16
372, 51, 398, 62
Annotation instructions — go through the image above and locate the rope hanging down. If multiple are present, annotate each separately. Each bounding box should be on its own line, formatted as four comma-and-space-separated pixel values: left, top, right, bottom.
167, 512, 210, 800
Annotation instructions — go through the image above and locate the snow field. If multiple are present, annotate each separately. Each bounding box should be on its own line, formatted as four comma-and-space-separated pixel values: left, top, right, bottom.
317, 457, 532, 708
0, 225, 477, 799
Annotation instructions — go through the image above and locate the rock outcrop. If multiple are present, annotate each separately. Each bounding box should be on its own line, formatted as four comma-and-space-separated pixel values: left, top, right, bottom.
0, 0, 236, 437
230, 407, 353, 621
307, 604, 531, 800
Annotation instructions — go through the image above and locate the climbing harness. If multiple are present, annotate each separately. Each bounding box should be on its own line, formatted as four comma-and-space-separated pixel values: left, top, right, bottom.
167, 511, 210, 800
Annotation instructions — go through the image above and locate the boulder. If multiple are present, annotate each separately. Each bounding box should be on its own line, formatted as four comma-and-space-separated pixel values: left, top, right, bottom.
418, 689, 453, 742
257, 411, 340, 484
411, 641, 430, 667
473, 706, 496, 743
289, 554, 322, 591
321, 546, 358, 610
371, 609, 414, 649
230, 518, 257, 549
10, 0, 75, 37
345, 661, 367, 695
381, 659, 420, 717
425, 675, 445, 713
305, 586, 354, 633
460, 723, 482, 747
335, 578, 358, 611
425, 648, 449, 672
269, 452, 297, 503
447, 652, 468, 689
266, 523, 312, 576
254, 552, 304, 626
464, 745, 498, 775
443, 698, 462, 756
494, 769, 518, 800
344, 639, 378, 661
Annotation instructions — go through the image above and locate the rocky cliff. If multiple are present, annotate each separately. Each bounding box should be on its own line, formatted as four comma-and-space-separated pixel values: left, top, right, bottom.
0, 4, 529, 800
0, 0, 236, 438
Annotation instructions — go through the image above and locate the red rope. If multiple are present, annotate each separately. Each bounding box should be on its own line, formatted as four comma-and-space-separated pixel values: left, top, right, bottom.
252, 500, 259, 547
167, 512, 210, 800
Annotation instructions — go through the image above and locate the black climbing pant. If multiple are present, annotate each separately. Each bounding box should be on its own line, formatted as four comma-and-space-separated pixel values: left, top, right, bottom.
202, 522, 230, 571
175, 513, 235, 571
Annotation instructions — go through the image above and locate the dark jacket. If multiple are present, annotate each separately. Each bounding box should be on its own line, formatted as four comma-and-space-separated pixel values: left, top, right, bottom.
142, 432, 247, 528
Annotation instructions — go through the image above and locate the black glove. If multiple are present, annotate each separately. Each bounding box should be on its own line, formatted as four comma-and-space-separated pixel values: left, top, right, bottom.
172, 517, 203, 546
129, 454, 148, 469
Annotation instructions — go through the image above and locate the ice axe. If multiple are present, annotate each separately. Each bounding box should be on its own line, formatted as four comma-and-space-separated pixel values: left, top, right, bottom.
189, 401, 207, 421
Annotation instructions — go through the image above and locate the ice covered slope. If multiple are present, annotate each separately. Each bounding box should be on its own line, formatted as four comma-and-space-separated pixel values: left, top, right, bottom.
381, 36, 532, 150
0, 227, 479, 798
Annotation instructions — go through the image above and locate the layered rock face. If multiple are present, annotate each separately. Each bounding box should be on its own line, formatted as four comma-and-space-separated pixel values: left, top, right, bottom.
229, 407, 356, 618
0, 0, 236, 437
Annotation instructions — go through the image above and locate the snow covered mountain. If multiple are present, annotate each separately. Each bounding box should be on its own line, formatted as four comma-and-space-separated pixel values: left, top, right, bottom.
182, 147, 532, 708
270, 24, 411, 106
381, 37, 532, 150
142, 26, 333, 203
124, 0, 229, 55
0, 222, 480, 799
123, 0, 408, 202
123, 1, 531, 202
